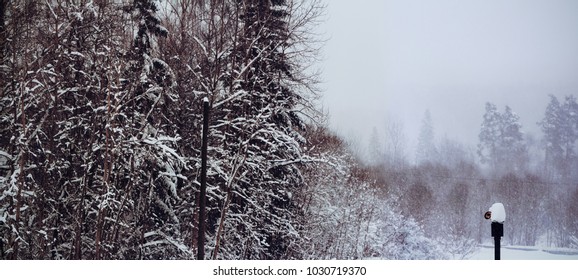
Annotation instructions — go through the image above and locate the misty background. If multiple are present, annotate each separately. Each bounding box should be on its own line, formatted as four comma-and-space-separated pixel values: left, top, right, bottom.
319, 0, 578, 159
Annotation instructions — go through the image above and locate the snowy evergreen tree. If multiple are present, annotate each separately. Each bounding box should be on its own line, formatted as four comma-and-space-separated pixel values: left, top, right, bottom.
159, 0, 324, 259
478, 102, 501, 169
500, 106, 528, 172
382, 118, 407, 170
103, 0, 186, 259
478, 103, 527, 174
207, 0, 316, 259
415, 110, 437, 165
540, 95, 578, 180
541, 95, 563, 178
367, 127, 384, 165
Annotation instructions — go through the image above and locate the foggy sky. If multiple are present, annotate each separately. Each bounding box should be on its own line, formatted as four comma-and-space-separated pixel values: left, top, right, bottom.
318, 0, 578, 158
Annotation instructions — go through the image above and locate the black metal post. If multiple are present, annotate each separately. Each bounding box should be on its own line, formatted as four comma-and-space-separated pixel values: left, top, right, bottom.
491, 222, 503, 260
494, 236, 501, 260
197, 98, 210, 260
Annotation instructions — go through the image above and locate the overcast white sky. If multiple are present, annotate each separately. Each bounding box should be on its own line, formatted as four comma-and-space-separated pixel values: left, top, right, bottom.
318, 0, 578, 157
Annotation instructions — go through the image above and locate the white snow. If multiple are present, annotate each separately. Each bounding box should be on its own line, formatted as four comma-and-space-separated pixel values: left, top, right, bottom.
69, 51, 85, 58
489, 202, 506, 223
467, 245, 578, 260
0, 150, 12, 160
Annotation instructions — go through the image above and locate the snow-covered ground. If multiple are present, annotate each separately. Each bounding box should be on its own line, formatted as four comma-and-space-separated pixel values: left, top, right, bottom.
466, 245, 578, 260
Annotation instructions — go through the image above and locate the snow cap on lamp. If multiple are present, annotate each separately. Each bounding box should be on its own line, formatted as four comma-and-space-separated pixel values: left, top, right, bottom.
488, 203, 506, 223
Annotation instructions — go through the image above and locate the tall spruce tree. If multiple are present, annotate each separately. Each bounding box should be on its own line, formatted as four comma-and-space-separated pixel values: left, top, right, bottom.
500, 106, 527, 172
478, 103, 502, 168
101, 0, 186, 259
478, 103, 526, 174
540, 95, 578, 180
415, 110, 437, 165
209, 0, 308, 259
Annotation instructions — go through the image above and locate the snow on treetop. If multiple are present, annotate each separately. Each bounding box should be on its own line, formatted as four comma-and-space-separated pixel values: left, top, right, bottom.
489, 203, 506, 223
203, 97, 209, 103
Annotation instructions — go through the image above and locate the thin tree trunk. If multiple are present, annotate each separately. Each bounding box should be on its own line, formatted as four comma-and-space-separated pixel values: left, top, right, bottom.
12, 94, 27, 259
212, 151, 247, 259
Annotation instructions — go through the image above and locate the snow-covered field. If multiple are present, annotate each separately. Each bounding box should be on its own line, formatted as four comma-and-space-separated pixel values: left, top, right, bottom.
467, 245, 578, 260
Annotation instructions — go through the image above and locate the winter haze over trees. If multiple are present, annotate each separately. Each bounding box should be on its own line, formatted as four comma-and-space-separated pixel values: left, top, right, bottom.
322, 0, 578, 257
1, 0, 578, 260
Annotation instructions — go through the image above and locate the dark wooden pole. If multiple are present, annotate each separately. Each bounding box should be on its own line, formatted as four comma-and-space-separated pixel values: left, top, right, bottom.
197, 98, 210, 260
